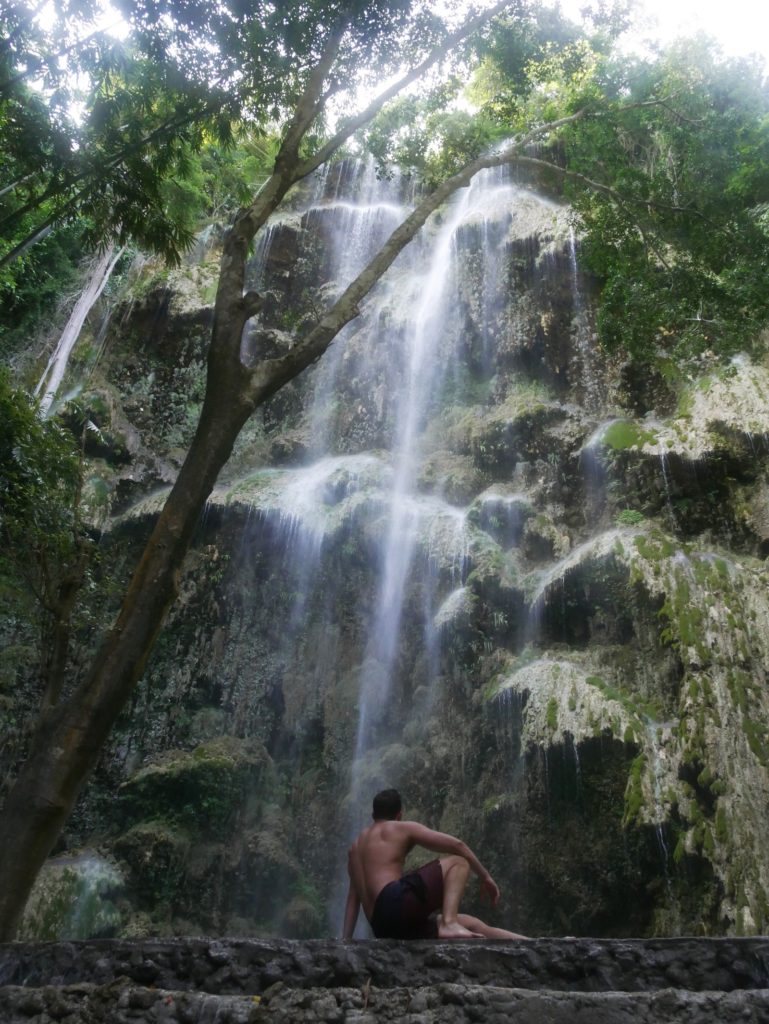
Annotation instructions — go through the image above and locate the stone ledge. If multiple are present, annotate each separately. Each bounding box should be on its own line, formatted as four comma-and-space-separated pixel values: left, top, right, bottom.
2, 981, 769, 1024
1, 938, 769, 995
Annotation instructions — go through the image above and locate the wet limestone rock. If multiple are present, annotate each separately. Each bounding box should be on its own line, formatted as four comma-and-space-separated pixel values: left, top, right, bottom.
18, 855, 123, 942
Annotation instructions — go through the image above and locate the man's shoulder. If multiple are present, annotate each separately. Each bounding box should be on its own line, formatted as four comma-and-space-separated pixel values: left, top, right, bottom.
390, 818, 426, 839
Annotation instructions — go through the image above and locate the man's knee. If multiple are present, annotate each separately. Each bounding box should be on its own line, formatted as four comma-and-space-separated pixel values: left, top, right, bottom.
441, 855, 470, 878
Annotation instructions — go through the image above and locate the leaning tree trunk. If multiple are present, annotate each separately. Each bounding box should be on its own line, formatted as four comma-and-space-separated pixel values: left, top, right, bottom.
0, 374, 255, 940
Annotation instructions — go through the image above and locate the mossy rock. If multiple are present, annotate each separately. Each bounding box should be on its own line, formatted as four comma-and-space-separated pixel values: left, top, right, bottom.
112, 820, 191, 905
118, 736, 268, 832
19, 852, 123, 940
418, 450, 486, 504
521, 513, 570, 563
471, 405, 565, 473
601, 420, 659, 451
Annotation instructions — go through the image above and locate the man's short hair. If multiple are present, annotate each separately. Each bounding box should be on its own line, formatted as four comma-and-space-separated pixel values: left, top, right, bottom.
372, 788, 402, 820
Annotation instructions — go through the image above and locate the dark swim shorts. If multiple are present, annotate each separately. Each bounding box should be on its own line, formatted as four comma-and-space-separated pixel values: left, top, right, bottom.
369, 859, 444, 939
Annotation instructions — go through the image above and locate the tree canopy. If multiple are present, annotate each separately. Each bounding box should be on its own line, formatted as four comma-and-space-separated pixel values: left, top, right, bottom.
561, 42, 769, 361
467, 13, 769, 361
4, 0, 768, 366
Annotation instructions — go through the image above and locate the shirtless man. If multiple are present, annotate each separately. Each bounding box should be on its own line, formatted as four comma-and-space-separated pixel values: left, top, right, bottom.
342, 788, 527, 940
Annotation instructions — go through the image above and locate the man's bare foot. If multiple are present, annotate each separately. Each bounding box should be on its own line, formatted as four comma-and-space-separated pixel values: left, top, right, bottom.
438, 920, 483, 939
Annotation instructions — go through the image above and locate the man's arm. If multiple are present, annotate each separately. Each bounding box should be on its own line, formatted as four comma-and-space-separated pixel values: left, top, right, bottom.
342, 882, 360, 939
403, 821, 500, 904
343, 849, 361, 939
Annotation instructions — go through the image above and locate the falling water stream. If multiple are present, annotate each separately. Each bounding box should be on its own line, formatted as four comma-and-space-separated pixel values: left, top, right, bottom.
204, 159, 633, 936
237, 161, 563, 931
36, 243, 124, 416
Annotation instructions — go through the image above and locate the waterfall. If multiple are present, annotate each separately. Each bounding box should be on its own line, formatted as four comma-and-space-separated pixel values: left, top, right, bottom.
303, 160, 410, 455
351, 182, 475, 764
234, 161, 547, 932
568, 227, 601, 413
35, 243, 123, 416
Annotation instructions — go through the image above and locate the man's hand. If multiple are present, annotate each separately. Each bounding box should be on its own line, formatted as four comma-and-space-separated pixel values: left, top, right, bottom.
480, 874, 500, 906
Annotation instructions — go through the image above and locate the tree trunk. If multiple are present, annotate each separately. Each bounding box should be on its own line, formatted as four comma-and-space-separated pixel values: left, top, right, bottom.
0, 380, 254, 940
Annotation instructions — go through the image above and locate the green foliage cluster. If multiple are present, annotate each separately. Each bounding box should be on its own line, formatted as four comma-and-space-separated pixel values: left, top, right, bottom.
615, 508, 644, 527
0, 372, 85, 602
623, 752, 645, 824
359, 4, 615, 185
559, 42, 769, 361
0, 0, 464, 277
0, 226, 84, 361
602, 419, 658, 451
468, 4, 627, 131
0, 372, 99, 719
0, 15, 234, 266
361, 84, 497, 188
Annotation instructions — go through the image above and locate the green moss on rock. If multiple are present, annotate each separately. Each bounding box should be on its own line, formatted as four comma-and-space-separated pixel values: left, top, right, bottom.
19, 853, 123, 940
119, 736, 268, 831
602, 420, 659, 451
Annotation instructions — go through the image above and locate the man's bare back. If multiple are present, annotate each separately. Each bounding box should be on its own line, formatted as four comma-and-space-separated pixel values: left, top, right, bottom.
347, 819, 418, 920
343, 789, 527, 941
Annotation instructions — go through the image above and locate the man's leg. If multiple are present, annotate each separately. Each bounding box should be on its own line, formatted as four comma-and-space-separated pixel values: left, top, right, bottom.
456, 913, 528, 940
436, 856, 482, 938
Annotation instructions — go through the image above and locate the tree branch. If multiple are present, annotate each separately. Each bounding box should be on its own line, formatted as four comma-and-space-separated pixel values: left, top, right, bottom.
249, 101, 712, 401
277, 19, 350, 165
511, 152, 730, 245
226, 2, 516, 295
247, 132, 534, 404
296, 0, 514, 180
0, 172, 37, 200
0, 23, 110, 99
0, 219, 55, 269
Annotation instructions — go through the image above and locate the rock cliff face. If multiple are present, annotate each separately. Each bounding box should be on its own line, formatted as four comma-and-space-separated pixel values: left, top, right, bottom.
16, 158, 769, 941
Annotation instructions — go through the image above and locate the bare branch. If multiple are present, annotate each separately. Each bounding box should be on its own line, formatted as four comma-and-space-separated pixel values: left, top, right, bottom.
511, 152, 729, 242
247, 130, 537, 404
0, 172, 37, 200
510, 108, 588, 149
0, 219, 54, 269
616, 92, 707, 127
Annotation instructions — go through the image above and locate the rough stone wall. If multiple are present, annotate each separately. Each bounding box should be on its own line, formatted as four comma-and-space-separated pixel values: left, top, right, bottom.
2, 938, 769, 1024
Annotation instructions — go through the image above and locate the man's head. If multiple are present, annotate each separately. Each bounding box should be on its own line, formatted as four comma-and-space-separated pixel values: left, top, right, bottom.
372, 788, 402, 821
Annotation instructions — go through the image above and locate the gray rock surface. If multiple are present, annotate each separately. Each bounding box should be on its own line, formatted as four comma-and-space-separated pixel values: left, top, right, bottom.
3, 980, 769, 1024
2, 939, 769, 1022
